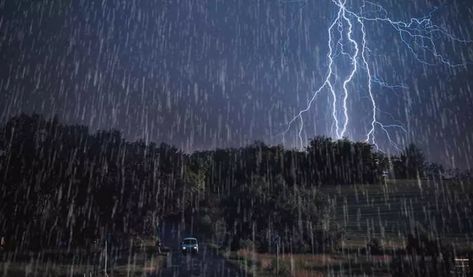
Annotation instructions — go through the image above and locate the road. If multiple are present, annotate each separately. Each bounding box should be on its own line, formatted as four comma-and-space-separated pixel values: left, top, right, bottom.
155, 223, 247, 277
157, 243, 246, 277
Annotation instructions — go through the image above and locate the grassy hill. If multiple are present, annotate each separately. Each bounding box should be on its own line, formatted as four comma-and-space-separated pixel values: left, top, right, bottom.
321, 180, 473, 250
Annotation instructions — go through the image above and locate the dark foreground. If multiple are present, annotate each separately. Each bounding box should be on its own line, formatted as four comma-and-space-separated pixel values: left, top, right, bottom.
1, 225, 246, 277
158, 244, 245, 277
0, 242, 245, 277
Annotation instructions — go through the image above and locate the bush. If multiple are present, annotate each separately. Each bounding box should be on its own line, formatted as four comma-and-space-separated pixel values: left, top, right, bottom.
391, 225, 455, 276
239, 239, 255, 250
367, 238, 383, 255
196, 214, 213, 239
270, 258, 291, 276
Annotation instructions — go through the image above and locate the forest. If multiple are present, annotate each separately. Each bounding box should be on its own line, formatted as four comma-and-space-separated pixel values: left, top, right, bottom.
0, 114, 450, 253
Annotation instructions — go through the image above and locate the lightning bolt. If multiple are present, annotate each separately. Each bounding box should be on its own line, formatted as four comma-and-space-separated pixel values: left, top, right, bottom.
284, 0, 471, 150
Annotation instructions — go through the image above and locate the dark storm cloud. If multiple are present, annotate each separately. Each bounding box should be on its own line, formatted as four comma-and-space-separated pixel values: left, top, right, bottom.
0, 0, 473, 167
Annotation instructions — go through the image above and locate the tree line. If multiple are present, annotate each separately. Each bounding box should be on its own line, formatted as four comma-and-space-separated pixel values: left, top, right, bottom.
0, 114, 445, 253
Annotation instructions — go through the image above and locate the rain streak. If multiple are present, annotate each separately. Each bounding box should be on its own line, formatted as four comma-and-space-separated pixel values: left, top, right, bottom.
1, 0, 473, 276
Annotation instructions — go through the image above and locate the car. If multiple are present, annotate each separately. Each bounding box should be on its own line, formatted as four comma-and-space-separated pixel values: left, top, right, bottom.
181, 237, 199, 255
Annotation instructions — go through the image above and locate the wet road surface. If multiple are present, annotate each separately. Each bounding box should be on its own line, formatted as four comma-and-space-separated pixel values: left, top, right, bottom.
157, 243, 246, 277
155, 223, 247, 277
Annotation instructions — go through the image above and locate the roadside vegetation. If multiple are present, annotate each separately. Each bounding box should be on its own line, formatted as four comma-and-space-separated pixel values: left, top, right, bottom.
0, 237, 165, 276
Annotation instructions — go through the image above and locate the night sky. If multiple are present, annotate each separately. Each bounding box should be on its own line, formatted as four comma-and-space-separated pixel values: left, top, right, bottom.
1, 0, 473, 168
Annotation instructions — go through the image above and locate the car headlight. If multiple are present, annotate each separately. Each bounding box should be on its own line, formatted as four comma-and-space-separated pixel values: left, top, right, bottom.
193, 246, 197, 249
182, 246, 186, 250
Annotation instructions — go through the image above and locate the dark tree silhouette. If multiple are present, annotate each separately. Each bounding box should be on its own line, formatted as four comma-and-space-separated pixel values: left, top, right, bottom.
0, 113, 426, 253
393, 143, 426, 179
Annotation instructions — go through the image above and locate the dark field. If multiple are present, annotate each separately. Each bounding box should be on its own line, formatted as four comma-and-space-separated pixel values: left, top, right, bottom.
323, 180, 473, 250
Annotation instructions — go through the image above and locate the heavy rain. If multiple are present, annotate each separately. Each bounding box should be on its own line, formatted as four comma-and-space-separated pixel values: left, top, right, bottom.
1, 0, 473, 276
